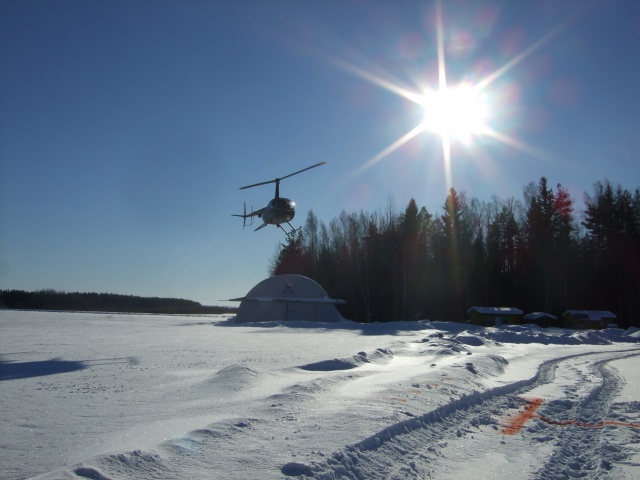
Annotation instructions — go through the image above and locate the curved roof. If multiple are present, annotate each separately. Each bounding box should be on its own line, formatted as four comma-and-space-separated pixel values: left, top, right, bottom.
523, 312, 558, 320
229, 274, 345, 304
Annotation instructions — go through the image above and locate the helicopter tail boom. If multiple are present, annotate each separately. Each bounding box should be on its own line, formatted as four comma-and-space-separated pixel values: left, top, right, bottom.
232, 202, 261, 228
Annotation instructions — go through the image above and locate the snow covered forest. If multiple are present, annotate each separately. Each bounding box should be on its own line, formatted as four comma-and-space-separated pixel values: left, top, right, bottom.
271, 178, 640, 325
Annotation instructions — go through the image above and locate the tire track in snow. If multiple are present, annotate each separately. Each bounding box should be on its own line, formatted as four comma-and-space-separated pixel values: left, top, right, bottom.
531, 352, 640, 480
297, 349, 640, 480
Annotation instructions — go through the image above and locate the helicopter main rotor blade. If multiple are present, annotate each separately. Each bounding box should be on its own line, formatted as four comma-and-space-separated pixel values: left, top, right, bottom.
279, 161, 326, 181
239, 178, 276, 190
238, 162, 326, 190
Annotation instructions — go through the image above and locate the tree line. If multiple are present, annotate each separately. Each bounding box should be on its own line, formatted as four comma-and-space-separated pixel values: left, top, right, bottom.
0, 289, 237, 315
270, 177, 640, 326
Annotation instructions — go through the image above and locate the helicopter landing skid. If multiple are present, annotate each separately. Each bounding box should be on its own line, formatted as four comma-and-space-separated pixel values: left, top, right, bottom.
279, 222, 300, 236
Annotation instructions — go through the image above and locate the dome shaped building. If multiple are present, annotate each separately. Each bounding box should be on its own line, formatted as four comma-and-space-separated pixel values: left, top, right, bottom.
229, 274, 346, 323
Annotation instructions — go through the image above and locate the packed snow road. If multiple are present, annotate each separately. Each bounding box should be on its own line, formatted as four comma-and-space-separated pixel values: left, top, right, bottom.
1, 311, 639, 480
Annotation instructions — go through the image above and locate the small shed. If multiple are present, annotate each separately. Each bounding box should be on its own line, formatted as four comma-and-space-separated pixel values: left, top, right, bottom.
467, 306, 523, 326
523, 312, 559, 328
562, 310, 617, 329
229, 274, 346, 323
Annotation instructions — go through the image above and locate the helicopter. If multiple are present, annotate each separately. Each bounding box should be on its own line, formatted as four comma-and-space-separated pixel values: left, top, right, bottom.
233, 162, 326, 236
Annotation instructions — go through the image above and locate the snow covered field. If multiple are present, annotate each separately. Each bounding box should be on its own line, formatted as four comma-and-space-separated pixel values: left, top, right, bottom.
2, 310, 640, 480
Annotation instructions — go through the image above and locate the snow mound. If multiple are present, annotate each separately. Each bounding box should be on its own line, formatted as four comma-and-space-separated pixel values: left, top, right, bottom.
281, 461, 313, 476
432, 344, 468, 356
199, 364, 260, 390
453, 332, 486, 346
299, 356, 366, 371
460, 325, 638, 345
626, 327, 640, 338
73, 465, 112, 480
70, 451, 166, 480
298, 348, 393, 371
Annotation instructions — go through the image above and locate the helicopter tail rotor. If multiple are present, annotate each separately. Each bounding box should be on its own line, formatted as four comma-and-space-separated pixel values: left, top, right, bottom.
232, 202, 248, 228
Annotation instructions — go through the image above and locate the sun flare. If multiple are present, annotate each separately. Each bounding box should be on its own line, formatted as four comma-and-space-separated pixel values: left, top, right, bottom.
337, 0, 572, 183
419, 85, 490, 142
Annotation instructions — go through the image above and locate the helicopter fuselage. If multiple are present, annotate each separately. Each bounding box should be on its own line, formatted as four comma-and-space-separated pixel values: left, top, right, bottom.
261, 197, 295, 225
233, 161, 325, 235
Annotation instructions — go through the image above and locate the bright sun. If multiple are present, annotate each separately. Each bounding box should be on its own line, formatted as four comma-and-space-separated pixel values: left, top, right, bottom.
419, 84, 490, 142
341, 0, 565, 180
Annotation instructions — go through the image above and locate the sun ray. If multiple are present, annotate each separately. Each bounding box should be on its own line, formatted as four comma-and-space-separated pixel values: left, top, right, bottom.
322, 53, 423, 105
477, 23, 569, 91
349, 123, 426, 179
476, 3, 594, 90
436, 0, 447, 93
441, 134, 452, 189
436, 0, 452, 187
482, 127, 558, 164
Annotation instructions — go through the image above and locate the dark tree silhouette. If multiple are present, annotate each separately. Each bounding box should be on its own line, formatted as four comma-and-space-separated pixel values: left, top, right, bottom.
0, 290, 235, 315
266, 176, 639, 326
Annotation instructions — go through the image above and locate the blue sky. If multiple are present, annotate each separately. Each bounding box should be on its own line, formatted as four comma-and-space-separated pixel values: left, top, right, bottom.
1, 0, 639, 306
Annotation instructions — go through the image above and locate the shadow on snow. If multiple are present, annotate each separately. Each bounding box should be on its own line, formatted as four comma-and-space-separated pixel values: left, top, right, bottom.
0, 358, 87, 380
212, 316, 453, 336
0, 356, 139, 381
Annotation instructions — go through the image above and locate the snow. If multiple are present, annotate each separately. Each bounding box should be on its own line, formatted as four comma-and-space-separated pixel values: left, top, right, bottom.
2, 310, 640, 480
